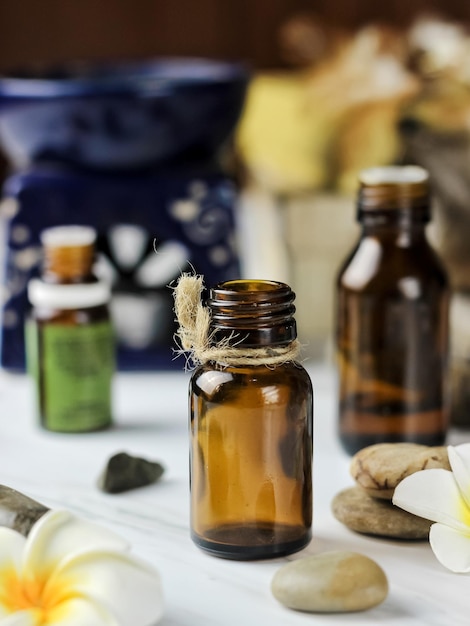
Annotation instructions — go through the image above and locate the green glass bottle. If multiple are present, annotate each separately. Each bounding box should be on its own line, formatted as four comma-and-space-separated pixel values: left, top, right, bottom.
26, 225, 114, 432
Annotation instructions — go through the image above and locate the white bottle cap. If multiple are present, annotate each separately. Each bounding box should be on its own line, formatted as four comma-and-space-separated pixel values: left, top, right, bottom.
28, 279, 111, 309
359, 166, 429, 186
40, 225, 97, 248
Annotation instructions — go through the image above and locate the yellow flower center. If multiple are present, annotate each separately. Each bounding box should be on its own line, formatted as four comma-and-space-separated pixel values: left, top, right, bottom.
460, 497, 470, 529
0, 566, 73, 625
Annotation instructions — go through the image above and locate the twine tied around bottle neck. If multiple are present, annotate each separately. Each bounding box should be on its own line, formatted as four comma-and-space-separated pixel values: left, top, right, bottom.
173, 274, 301, 368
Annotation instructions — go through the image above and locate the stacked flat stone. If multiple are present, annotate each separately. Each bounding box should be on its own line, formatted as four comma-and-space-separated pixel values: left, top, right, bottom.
332, 443, 450, 539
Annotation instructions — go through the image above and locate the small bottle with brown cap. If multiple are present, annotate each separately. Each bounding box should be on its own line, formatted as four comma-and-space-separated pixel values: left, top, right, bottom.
188, 279, 313, 560
336, 166, 450, 455
26, 225, 114, 432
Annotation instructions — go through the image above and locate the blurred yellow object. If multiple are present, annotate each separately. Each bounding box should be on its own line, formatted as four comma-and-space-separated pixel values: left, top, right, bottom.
332, 97, 410, 194
236, 72, 336, 193
236, 25, 419, 195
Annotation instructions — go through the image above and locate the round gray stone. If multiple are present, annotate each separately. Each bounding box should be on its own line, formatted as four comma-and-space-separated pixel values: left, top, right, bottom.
332, 486, 432, 539
271, 550, 388, 613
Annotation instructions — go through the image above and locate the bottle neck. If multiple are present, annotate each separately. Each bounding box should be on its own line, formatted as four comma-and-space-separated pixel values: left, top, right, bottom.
208, 280, 297, 348
43, 243, 95, 283
359, 208, 429, 236
357, 165, 431, 242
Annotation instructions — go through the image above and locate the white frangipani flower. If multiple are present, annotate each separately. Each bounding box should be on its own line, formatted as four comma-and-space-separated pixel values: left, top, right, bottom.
393, 443, 470, 573
0, 509, 163, 625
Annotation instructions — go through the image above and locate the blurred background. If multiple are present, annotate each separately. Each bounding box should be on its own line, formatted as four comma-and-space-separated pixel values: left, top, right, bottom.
1, 0, 470, 422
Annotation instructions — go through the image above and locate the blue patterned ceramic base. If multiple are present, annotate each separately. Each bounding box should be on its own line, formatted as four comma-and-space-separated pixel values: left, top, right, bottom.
0, 165, 240, 371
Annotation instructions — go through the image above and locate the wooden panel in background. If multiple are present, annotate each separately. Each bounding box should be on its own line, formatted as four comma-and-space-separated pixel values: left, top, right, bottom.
1, 0, 470, 71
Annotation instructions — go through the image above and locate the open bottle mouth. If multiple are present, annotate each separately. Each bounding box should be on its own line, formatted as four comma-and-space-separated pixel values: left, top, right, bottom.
208, 279, 297, 347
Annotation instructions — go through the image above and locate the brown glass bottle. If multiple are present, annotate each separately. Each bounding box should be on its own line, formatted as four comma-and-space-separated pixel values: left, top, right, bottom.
189, 280, 313, 560
336, 166, 450, 455
26, 225, 114, 432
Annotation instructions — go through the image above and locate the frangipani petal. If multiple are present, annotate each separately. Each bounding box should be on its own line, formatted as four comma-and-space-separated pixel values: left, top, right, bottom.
429, 523, 470, 573
0, 529, 27, 616
0, 527, 26, 570
49, 551, 163, 626
23, 510, 129, 578
392, 468, 470, 533
0, 510, 163, 625
47, 597, 118, 626
448, 444, 470, 511
0, 611, 36, 625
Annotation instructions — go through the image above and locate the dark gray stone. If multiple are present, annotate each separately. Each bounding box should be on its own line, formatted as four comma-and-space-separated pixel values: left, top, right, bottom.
0, 485, 49, 536
98, 452, 165, 494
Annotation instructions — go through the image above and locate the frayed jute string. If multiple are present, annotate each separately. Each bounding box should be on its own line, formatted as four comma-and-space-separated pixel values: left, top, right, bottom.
173, 274, 301, 368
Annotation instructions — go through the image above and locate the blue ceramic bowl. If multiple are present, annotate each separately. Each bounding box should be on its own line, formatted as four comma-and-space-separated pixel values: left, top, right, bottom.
0, 59, 248, 170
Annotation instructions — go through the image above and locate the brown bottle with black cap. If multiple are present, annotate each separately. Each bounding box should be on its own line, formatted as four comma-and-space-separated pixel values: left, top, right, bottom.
336, 166, 450, 455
